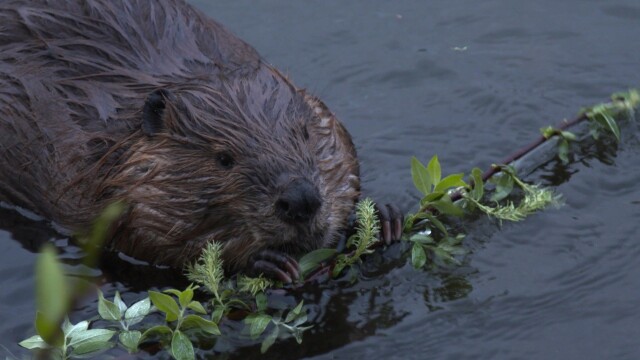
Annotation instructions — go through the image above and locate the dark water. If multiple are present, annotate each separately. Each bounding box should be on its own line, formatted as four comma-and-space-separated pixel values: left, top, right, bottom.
2, 1, 640, 359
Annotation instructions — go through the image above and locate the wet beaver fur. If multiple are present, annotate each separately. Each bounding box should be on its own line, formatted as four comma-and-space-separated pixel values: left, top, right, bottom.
0, 0, 402, 282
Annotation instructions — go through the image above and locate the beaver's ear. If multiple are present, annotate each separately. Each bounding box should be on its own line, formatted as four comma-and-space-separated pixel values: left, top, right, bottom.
142, 89, 175, 136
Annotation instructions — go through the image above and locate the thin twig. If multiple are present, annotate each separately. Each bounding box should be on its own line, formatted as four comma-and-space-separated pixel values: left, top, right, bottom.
448, 113, 588, 204
304, 112, 591, 284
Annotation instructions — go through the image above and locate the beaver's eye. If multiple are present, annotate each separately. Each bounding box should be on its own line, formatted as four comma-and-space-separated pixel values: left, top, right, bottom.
217, 152, 235, 169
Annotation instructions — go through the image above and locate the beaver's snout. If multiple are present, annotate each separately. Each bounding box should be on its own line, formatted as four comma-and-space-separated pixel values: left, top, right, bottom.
275, 178, 322, 224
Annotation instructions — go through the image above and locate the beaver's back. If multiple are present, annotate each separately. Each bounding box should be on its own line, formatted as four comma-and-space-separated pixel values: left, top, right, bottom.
0, 0, 260, 219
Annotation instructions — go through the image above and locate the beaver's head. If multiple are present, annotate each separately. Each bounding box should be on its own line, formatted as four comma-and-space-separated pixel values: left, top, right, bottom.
99, 67, 360, 271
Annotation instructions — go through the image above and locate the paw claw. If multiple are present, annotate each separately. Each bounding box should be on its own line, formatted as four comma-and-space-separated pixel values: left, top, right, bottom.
374, 202, 404, 244
247, 249, 300, 283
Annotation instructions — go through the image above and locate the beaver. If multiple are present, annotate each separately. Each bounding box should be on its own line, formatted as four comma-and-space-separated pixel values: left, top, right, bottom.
0, 0, 403, 282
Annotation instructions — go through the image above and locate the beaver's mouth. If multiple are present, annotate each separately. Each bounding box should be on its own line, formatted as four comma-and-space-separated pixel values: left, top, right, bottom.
184, 204, 333, 261
267, 224, 329, 255
255, 204, 330, 249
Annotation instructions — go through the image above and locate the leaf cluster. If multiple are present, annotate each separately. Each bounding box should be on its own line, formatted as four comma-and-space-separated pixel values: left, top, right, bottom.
245, 300, 311, 354
20, 318, 116, 359
19, 203, 126, 358
182, 242, 313, 353
185, 242, 226, 306
237, 274, 276, 296
464, 165, 561, 224
97, 290, 151, 352
145, 285, 220, 360
583, 89, 639, 142
410, 155, 466, 219
406, 155, 560, 270
540, 126, 577, 164
403, 156, 475, 268
185, 242, 258, 321
332, 198, 381, 277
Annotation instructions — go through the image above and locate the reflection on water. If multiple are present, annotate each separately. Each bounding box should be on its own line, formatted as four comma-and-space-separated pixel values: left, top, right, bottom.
2, 0, 640, 359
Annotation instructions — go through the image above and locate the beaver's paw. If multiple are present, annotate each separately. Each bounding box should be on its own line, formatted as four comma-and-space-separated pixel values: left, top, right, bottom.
248, 249, 300, 284
375, 203, 404, 245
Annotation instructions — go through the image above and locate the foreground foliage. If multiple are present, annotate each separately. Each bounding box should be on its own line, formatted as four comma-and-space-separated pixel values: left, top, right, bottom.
21, 242, 310, 359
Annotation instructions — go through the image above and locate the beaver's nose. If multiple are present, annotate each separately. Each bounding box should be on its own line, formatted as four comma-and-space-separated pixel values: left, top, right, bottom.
275, 178, 321, 223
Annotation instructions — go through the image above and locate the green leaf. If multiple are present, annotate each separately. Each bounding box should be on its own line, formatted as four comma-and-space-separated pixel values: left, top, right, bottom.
171, 330, 195, 360
498, 164, 518, 178
141, 325, 173, 342
446, 245, 468, 256
291, 326, 312, 344
540, 126, 555, 138
35, 244, 67, 345
589, 122, 601, 140
35, 311, 63, 347
598, 112, 621, 142
292, 300, 305, 317
98, 290, 121, 321
62, 317, 73, 335
255, 292, 268, 312
187, 301, 207, 315
149, 291, 180, 322
422, 191, 445, 204
434, 173, 466, 193
411, 243, 427, 269
427, 155, 441, 186
560, 130, 577, 141
181, 314, 221, 336
432, 196, 464, 217
331, 254, 348, 278
285, 301, 305, 324
558, 139, 570, 164
245, 313, 272, 339
220, 289, 234, 302
612, 89, 640, 104
470, 167, 484, 201
332, 262, 348, 278
211, 307, 225, 324
124, 297, 151, 327
113, 292, 127, 315
445, 234, 465, 246
434, 248, 461, 265
64, 319, 89, 338
298, 248, 338, 277
19, 335, 49, 350
87, 202, 125, 252
411, 156, 432, 195
409, 233, 434, 244
261, 328, 279, 354
70, 340, 114, 356
490, 174, 514, 202
290, 314, 309, 328
68, 327, 116, 356
237, 276, 274, 297
119, 330, 141, 353
68, 329, 116, 348
184, 242, 225, 299
424, 213, 448, 236
178, 287, 194, 309
163, 289, 182, 298
403, 213, 416, 233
